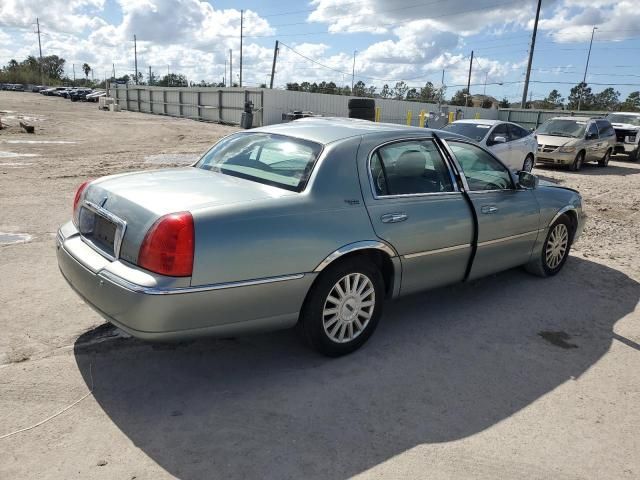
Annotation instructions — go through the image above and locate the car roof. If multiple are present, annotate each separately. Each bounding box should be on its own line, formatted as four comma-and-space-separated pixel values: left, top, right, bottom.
608, 112, 640, 117
451, 119, 502, 126
549, 116, 598, 121
251, 117, 448, 145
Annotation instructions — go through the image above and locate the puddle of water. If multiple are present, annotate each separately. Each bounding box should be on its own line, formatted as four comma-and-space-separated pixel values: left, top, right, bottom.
2, 140, 76, 144
0, 151, 40, 158
145, 153, 199, 165
0, 162, 33, 167
0, 233, 33, 245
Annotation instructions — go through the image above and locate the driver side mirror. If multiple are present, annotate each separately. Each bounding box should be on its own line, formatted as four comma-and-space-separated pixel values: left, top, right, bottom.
586, 132, 597, 140
488, 135, 506, 146
517, 171, 538, 189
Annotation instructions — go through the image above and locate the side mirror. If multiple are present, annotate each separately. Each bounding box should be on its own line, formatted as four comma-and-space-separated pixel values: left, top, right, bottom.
492, 135, 507, 144
586, 132, 597, 140
517, 171, 538, 189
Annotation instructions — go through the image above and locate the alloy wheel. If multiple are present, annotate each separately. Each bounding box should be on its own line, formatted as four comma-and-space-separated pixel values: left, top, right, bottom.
322, 273, 375, 343
546, 223, 569, 269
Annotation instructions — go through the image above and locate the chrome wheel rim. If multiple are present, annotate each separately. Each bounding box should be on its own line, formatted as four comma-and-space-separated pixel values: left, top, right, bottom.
523, 156, 534, 172
323, 273, 375, 343
546, 223, 569, 269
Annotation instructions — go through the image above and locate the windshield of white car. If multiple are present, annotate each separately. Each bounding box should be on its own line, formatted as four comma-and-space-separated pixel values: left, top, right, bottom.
537, 119, 586, 138
442, 123, 491, 142
196, 133, 323, 192
606, 114, 640, 126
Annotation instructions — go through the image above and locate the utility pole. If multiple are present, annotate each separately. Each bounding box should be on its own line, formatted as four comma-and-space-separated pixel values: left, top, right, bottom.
351, 50, 357, 90
438, 69, 445, 110
224, 59, 227, 86
35, 17, 44, 85
229, 49, 233, 87
269, 40, 279, 89
239, 9, 244, 87
465, 50, 473, 107
149, 65, 152, 86
73, 64, 76, 85
578, 26, 597, 111
521, 0, 542, 108
134, 34, 138, 85
112, 63, 115, 80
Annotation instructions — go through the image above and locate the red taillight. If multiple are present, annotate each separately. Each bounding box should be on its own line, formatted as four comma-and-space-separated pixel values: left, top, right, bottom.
138, 212, 194, 277
73, 180, 91, 225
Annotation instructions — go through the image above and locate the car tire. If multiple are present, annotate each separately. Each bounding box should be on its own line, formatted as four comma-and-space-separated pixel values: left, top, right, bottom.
348, 98, 375, 109
298, 257, 384, 356
630, 149, 639, 162
525, 214, 573, 277
522, 154, 534, 172
570, 151, 585, 171
598, 148, 611, 167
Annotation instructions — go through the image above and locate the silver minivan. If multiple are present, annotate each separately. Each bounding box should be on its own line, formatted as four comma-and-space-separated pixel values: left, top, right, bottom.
535, 116, 616, 171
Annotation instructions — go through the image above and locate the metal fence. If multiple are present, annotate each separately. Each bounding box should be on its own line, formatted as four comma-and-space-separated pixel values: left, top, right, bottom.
109, 84, 499, 128
498, 108, 611, 130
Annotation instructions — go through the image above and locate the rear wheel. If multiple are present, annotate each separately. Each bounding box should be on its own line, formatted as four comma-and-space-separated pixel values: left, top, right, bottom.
570, 151, 585, 171
598, 148, 611, 167
298, 258, 384, 356
522, 154, 534, 172
525, 214, 573, 277
630, 149, 639, 162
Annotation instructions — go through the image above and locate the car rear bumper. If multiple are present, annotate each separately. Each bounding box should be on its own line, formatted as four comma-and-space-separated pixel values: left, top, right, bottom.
56, 222, 314, 341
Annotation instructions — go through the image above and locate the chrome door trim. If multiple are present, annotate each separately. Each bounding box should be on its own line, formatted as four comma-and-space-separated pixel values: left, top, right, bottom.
99, 270, 306, 295
80, 200, 128, 260
403, 243, 471, 259
314, 240, 398, 272
366, 136, 460, 199
477, 229, 540, 247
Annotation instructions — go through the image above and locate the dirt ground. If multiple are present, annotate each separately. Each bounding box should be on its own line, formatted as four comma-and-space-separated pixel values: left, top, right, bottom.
0, 91, 638, 479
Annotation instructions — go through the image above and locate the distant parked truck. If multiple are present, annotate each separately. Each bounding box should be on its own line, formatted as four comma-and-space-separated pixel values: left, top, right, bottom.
605, 112, 640, 162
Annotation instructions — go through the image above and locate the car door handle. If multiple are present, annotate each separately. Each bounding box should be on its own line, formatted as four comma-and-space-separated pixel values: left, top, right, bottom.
481, 205, 498, 214
381, 213, 408, 223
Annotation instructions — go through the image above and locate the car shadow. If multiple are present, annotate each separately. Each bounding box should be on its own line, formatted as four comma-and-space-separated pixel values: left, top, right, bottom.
74, 257, 639, 479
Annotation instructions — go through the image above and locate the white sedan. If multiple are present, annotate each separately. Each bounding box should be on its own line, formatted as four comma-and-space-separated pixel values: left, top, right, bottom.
443, 119, 538, 172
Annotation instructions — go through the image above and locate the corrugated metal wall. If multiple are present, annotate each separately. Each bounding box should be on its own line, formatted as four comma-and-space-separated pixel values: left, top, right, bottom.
109, 84, 499, 127
498, 108, 610, 130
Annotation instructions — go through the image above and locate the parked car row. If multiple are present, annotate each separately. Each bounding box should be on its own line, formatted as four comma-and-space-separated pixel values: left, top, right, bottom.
443, 113, 636, 173
0, 83, 25, 91
40, 86, 106, 102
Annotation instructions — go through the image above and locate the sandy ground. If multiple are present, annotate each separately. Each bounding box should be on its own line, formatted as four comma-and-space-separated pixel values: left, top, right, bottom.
0, 91, 638, 479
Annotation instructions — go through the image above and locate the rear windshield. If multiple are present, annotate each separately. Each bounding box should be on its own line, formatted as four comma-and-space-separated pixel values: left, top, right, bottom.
537, 119, 586, 138
442, 123, 492, 142
606, 114, 640, 126
195, 133, 323, 192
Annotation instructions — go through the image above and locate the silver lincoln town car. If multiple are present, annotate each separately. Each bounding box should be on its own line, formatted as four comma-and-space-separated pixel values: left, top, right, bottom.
57, 118, 585, 356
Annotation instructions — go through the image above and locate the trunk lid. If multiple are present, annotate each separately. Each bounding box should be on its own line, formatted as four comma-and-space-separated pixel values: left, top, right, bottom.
81, 167, 294, 264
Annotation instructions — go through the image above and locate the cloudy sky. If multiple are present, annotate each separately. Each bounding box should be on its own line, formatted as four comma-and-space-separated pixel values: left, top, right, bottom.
1, 0, 638, 101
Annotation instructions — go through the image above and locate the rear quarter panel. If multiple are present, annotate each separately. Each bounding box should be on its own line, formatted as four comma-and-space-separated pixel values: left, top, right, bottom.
190, 136, 380, 285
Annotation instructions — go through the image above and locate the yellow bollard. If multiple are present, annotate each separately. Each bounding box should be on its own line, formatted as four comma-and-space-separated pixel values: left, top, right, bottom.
418, 110, 426, 128
406, 110, 413, 126
375, 106, 381, 122
474, 112, 480, 119
448, 111, 454, 123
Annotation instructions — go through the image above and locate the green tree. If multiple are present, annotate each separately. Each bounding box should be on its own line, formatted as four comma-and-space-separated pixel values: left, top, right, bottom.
393, 81, 408, 100
419, 81, 437, 102
157, 73, 187, 87
449, 88, 469, 106
567, 82, 594, 110
406, 87, 419, 100
352, 80, 366, 97
499, 97, 510, 108
593, 87, 620, 111
380, 84, 391, 98
544, 89, 564, 109
82, 63, 91, 79
620, 91, 640, 112
481, 97, 493, 108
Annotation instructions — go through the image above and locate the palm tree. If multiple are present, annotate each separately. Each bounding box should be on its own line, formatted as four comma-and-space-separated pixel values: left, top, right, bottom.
82, 63, 91, 79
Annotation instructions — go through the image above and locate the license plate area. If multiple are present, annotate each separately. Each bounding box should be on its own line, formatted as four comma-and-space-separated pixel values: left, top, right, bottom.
78, 202, 127, 260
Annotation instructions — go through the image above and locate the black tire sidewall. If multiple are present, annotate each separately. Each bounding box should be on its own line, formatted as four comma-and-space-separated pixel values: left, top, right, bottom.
541, 216, 572, 276
523, 154, 534, 172
572, 151, 584, 171
300, 259, 384, 356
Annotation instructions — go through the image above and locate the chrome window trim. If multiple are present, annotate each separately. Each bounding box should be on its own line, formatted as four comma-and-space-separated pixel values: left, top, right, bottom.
403, 243, 471, 259
80, 200, 128, 261
477, 229, 540, 247
99, 270, 306, 296
367, 136, 460, 200
314, 240, 397, 272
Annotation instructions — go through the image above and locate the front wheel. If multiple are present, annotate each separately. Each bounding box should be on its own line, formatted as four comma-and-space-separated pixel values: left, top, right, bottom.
522, 154, 534, 172
570, 151, 585, 171
525, 215, 573, 277
598, 148, 611, 167
298, 258, 384, 356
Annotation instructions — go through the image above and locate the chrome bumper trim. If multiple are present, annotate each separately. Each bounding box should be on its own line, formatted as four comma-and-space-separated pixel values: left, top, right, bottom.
99, 269, 306, 296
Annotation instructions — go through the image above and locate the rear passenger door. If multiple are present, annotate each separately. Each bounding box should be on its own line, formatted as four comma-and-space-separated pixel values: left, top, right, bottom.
445, 140, 540, 279
360, 137, 474, 295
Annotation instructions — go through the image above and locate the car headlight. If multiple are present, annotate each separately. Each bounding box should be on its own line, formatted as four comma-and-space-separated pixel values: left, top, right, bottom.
558, 146, 576, 153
